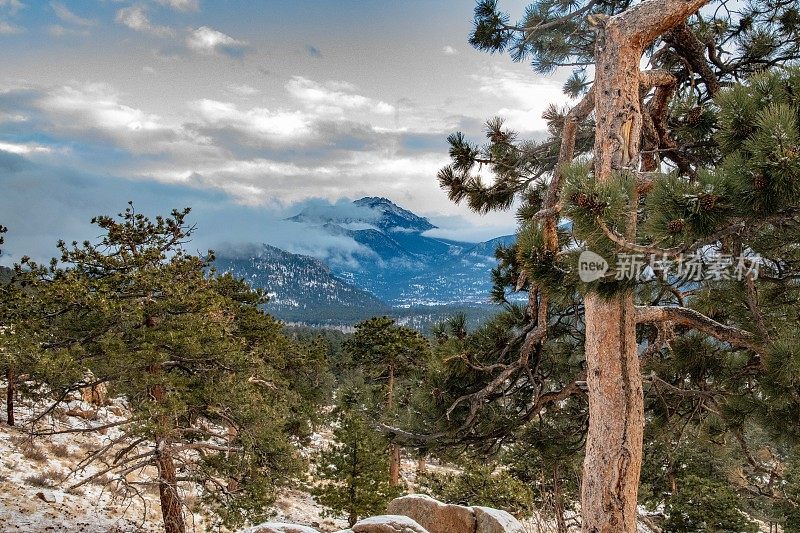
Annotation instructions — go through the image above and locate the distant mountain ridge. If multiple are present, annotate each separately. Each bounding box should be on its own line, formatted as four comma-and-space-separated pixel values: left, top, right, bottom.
214, 244, 390, 324
219, 197, 518, 325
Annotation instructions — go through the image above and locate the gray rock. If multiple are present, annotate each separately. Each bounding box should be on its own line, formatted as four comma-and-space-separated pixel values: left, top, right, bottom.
387, 494, 475, 533
250, 523, 320, 533
352, 515, 430, 533
473, 506, 526, 533
35, 490, 63, 504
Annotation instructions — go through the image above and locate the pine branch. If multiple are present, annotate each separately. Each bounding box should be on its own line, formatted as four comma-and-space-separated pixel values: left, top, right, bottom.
595, 216, 747, 257
634, 305, 759, 351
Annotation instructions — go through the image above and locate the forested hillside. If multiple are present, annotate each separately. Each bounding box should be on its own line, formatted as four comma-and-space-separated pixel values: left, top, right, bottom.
2, 0, 800, 532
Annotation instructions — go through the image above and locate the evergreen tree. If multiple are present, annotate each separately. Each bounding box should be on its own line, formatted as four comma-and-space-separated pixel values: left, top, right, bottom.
3, 205, 329, 532
314, 404, 402, 526
420, 1, 800, 530
345, 316, 431, 486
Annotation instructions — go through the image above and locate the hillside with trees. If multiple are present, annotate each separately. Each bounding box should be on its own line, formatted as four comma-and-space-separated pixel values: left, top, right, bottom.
2, 0, 800, 532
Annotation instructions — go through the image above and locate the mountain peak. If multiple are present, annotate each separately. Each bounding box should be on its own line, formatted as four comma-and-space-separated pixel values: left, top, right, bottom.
351, 197, 435, 233
353, 196, 396, 208
289, 197, 436, 234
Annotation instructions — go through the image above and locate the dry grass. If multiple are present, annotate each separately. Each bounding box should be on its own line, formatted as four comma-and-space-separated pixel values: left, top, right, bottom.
88, 473, 113, 486
50, 442, 72, 459
24, 468, 63, 488
11, 435, 49, 463
183, 493, 200, 513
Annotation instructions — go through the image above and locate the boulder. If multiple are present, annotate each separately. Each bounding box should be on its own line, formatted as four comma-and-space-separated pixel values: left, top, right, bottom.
388, 494, 475, 533
65, 407, 97, 420
251, 524, 320, 533
473, 507, 526, 533
352, 515, 430, 533
35, 490, 64, 504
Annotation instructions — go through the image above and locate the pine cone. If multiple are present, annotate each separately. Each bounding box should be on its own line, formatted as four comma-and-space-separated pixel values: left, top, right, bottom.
571, 192, 591, 208
753, 174, 768, 191
667, 219, 685, 234
687, 106, 703, 125
589, 200, 607, 215
699, 194, 718, 211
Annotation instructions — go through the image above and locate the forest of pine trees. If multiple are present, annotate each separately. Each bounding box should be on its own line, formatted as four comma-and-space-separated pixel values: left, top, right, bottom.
2, 0, 800, 532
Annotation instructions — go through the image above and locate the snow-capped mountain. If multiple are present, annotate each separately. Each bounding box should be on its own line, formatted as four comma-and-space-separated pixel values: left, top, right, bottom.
288, 196, 436, 234
217, 198, 517, 325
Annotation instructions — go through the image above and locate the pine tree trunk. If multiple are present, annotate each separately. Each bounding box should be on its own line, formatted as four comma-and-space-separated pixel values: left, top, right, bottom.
582, 293, 642, 533
553, 464, 568, 533
417, 455, 427, 474
156, 442, 185, 533
148, 354, 186, 533
580, 2, 708, 531
349, 437, 358, 527
6, 367, 14, 427
387, 363, 401, 486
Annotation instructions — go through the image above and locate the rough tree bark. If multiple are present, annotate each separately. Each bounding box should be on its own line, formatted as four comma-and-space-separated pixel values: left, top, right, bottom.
580, 1, 708, 532
148, 358, 185, 533
155, 439, 186, 533
553, 464, 568, 533
349, 440, 359, 527
387, 362, 401, 486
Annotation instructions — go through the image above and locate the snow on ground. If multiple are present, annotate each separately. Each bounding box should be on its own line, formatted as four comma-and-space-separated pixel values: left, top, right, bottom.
0, 389, 772, 533
0, 390, 350, 533
0, 390, 212, 532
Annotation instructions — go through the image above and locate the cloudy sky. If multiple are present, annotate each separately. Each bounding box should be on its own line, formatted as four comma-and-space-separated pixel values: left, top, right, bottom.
0, 0, 571, 263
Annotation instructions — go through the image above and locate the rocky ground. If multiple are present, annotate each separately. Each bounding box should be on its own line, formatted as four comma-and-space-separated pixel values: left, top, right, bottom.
0, 387, 773, 533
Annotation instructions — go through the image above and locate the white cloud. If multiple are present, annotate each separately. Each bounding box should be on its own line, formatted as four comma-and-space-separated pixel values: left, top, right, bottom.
35, 83, 209, 156
0, 141, 52, 154
0, 19, 21, 34
226, 83, 260, 96
442, 45, 458, 55
115, 5, 173, 37
153, 149, 448, 207
191, 98, 313, 142
186, 26, 249, 57
473, 67, 570, 132
48, 24, 89, 37
286, 76, 394, 116
154, 0, 199, 12
0, 111, 27, 123
44, 84, 164, 132
51, 2, 94, 27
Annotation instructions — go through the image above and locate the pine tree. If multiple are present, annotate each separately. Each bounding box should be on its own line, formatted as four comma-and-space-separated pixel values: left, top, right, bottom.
4, 205, 329, 532
314, 406, 403, 526
345, 316, 431, 486
423, 1, 800, 531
